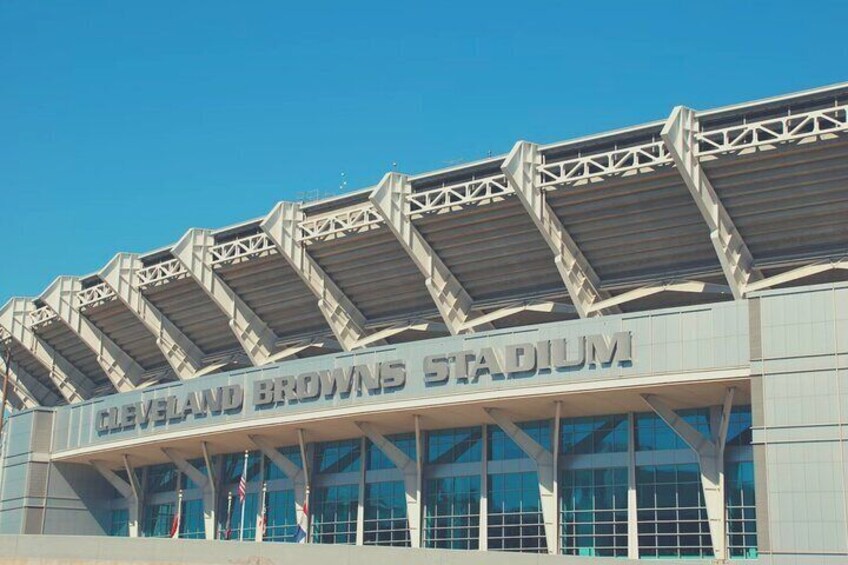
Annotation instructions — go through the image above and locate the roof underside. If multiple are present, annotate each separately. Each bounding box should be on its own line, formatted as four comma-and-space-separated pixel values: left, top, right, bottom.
3, 82, 848, 404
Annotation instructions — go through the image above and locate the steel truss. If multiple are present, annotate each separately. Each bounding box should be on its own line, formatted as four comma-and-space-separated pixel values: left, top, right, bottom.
77, 283, 118, 311
698, 103, 848, 157
298, 203, 384, 245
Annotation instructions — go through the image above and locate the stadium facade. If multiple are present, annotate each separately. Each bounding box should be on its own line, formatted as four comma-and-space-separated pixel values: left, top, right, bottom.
0, 83, 847, 564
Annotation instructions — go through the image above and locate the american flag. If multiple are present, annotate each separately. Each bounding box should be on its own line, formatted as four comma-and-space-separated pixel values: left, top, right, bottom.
237, 455, 248, 503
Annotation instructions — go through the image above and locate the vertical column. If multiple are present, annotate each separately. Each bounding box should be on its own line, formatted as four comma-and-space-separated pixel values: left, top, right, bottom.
552, 402, 562, 555
479, 423, 488, 552
356, 436, 366, 546
627, 412, 639, 559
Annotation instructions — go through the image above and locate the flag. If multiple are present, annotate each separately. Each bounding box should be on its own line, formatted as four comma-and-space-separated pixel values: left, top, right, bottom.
237, 457, 248, 503
223, 493, 233, 540
169, 509, 180, 539
293, 495, 308, 543
258, 501, 267, 539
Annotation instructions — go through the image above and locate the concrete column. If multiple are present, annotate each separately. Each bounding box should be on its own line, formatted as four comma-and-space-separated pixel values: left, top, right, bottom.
162, 447, 216, 540
249, 434, 309, 544
627, 412, 639, 559
356, 436, 366, 546
641, 388, 736, 562
479, 423, 488, 552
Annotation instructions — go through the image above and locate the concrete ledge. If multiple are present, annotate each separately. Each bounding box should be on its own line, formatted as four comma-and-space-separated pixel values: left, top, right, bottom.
0, 535, 721, 565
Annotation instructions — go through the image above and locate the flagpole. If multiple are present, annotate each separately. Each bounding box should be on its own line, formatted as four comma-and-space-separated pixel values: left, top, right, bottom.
257, 481, 267, 543
225, 491, 233, 540
238, 450, 248, 541
172, 489, 183, 539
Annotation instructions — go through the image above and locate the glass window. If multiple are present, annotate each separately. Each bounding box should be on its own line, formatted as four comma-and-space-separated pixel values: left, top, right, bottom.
180, 498, 205, 539
311, 484, 359, 544
220, 492, 258, 541
427, 427, 482, 465
146, 464, 177, 494
560, 467, 628, 557
265, 446, 302, 481
726, 461, 757, 558
367, 433, 416, 471
561, 414, 629, 455
316, 440, 361, 474
264, 489, 298, 542
488, 421, 551, 461
364, 480, 410, 546
424, 475, 480, 550
488, 471, 546, 553
635, 409, 710, 451
142, 503, 174, 538
183, 458, 207, 491
637, 464, 711, 558
726, 406, 753, 447
221, 452, 261, 484
109, 508, 129, 537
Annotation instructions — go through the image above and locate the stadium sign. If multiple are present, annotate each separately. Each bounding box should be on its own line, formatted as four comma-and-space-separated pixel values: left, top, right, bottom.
96, 332, 631, 433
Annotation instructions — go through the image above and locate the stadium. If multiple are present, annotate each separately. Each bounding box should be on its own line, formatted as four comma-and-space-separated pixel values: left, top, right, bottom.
0, 82, 847, 564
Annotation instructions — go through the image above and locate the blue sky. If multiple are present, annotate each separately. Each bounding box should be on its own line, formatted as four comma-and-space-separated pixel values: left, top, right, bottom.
1, 1, 846, 300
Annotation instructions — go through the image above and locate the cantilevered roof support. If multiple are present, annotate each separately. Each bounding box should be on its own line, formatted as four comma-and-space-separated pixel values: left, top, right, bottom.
0, 299, 94, 403
0, 350, 62, 407
100, 253, 205, 380
261, 203, 375, 351
172, 229, 280, 367
485, 408, 557, 554
162, 447, 216, 540
355, 421, 422, 548
662, 107, 763, 299
641, 388, 735, 561
249, 435, 309, 542
92, 459, 141, 537
41, 276, 144, 392
371, 173, 492, 335
502, 142, 618, 318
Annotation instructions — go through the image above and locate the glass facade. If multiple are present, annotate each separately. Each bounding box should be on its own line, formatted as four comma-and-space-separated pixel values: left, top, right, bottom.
180, 498, 205, 539
109, 508, 129, 537
423, 475, 480, 550
427, 427, 481, 464
488, 471, 546, 552
120, 405, 754, 558
142, 502, 174, 538
727, 461, 758, 559
264, 489, 298, 542
363, 480, 410, 546
561, 468, 628, 557
311, 484, 359, 544
636, 464, 712, 558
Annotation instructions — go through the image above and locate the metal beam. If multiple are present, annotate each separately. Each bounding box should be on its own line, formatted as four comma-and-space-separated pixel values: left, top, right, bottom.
353, 320, 447, 350
100, 254, 206, 380
0, 299, 94, 403
745, 258, 848, 293
587, 280, 731, 314
355, 422, 422, 548
370, 173, 492, 334
41, 277, 144, 392
461, 300, 575, 332
502, 141, 619, 318
0, 351, 60, 407
162, 447, 216, 540
123, 455, 143, 537
641, 389, 736, 561
261, 203, 376, 351
485, 408, 557, 555
171, 229, 279, 367
267, 337, 341, 364
662, 106, 763, 299
92, 459, 140, 537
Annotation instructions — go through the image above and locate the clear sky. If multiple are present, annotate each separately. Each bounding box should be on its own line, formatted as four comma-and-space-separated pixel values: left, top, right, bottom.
1, 1, 846, 301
